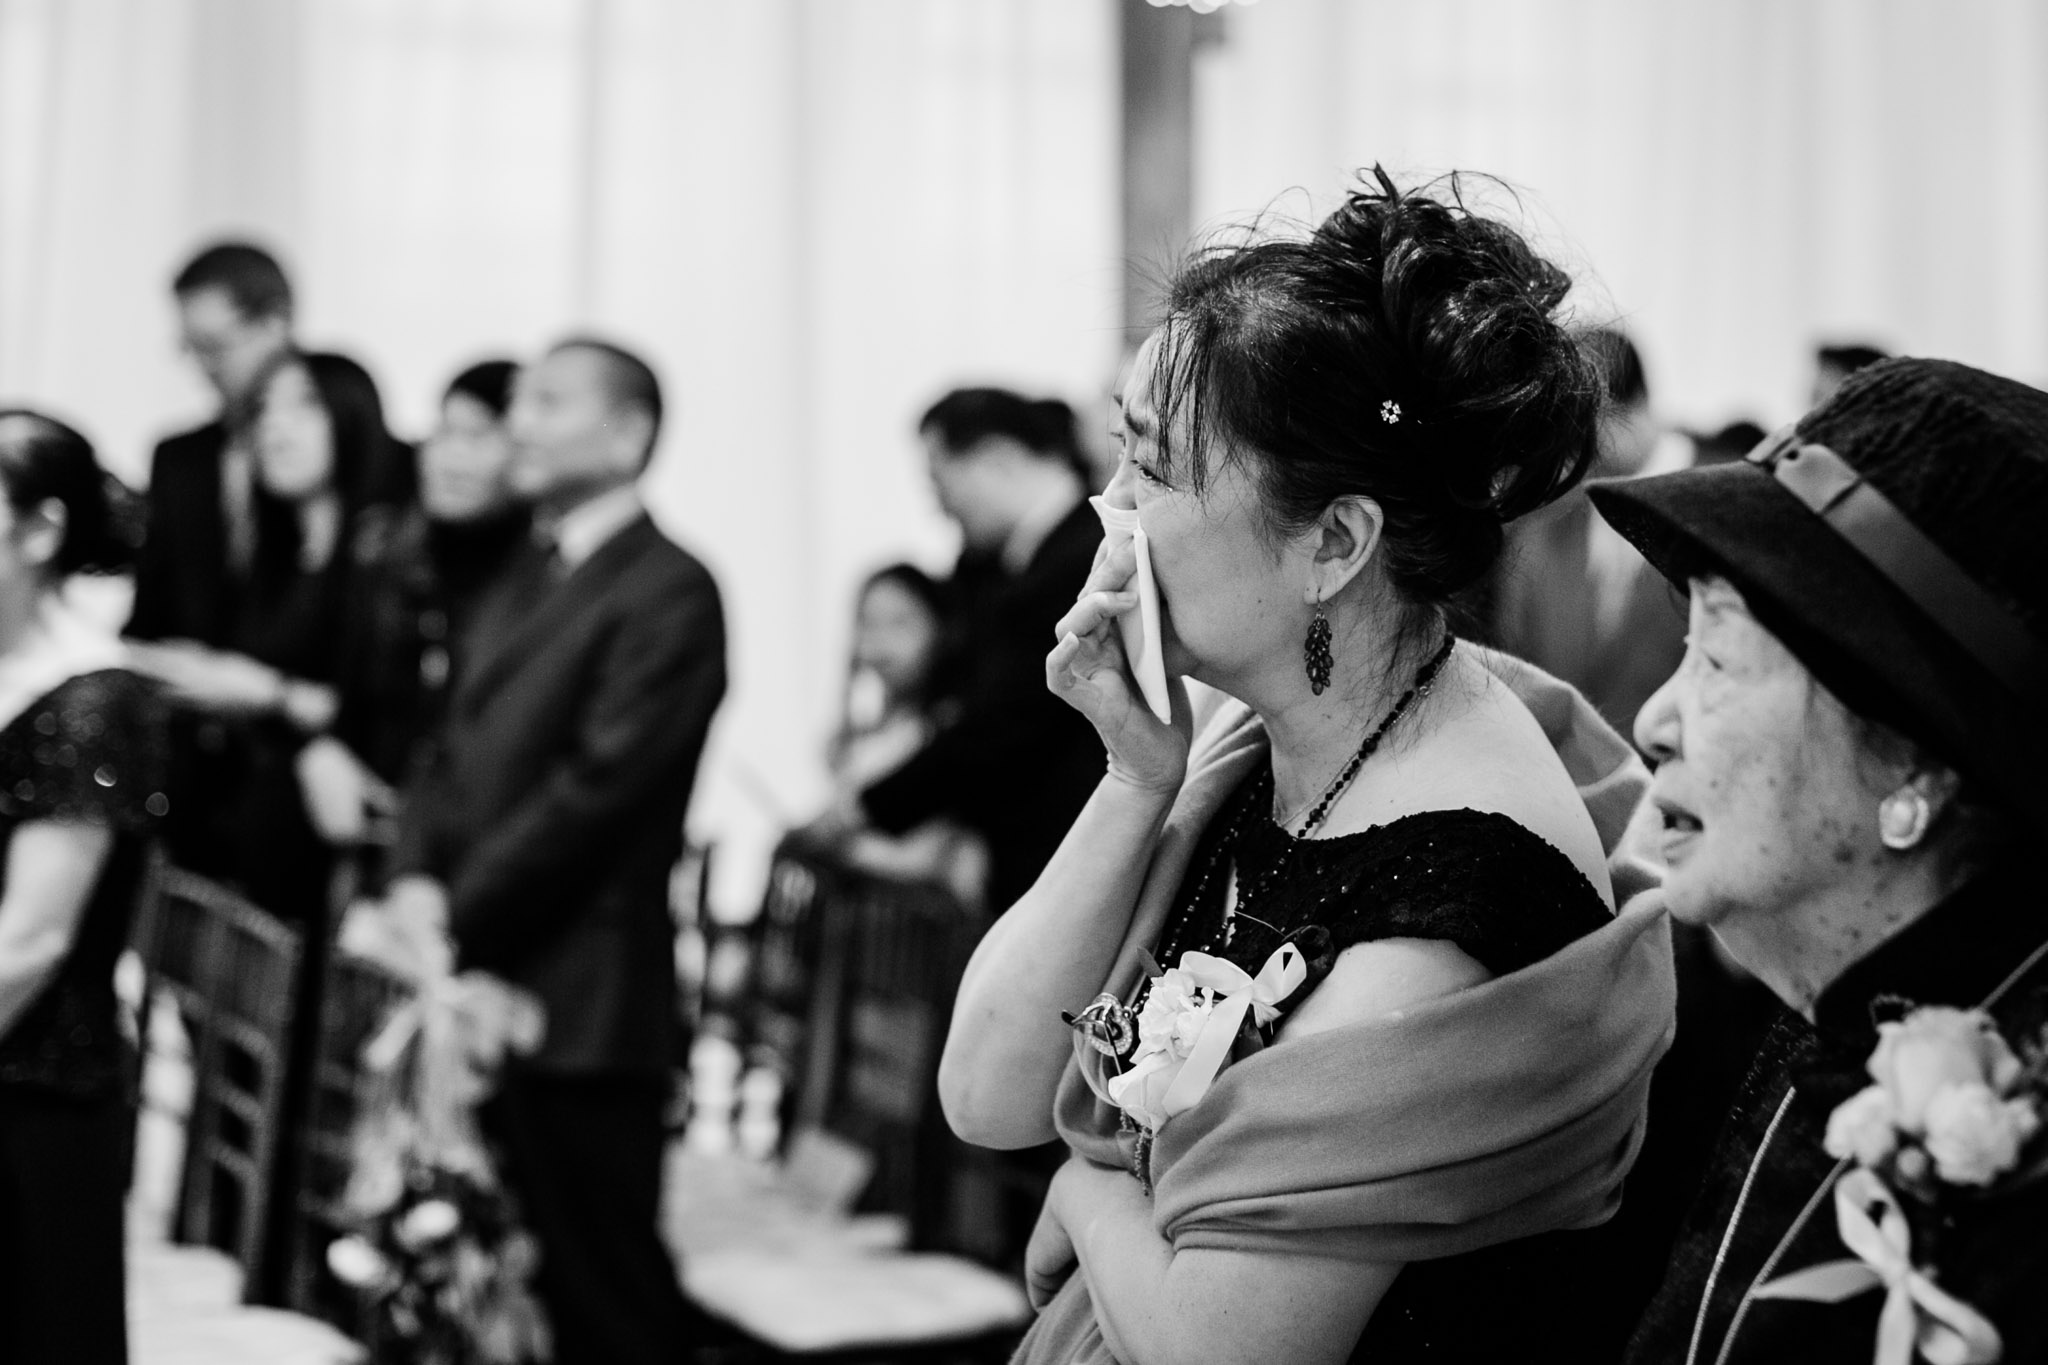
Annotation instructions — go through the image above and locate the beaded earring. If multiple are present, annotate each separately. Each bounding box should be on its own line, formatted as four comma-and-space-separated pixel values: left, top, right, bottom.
1304, 601, 1333, 695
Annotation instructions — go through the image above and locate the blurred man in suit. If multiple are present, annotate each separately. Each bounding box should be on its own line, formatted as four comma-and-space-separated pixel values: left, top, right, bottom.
387, 338, 725, 1364
856, 388, 1104, 915
127, 243, 298, 875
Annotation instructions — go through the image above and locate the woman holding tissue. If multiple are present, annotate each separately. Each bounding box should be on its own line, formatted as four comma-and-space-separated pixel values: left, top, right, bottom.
940, 170, 1676, 1364
0, 412, 167, 1364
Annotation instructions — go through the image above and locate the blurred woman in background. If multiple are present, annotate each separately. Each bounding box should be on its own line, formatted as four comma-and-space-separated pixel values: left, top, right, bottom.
829, 562, 957, 791
0, 411, 167, 1365
311, 358, 530, 874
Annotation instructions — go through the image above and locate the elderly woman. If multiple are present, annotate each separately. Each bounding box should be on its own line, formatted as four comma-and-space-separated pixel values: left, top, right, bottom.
1593, 359, 2048, 1365
942, 170, 1676, 1365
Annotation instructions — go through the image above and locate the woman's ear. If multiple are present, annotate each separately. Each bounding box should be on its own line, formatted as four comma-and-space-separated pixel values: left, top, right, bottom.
1301, 495, 1384, 604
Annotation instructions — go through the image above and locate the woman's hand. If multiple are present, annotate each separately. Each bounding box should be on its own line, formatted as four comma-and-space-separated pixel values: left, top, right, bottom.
1026, 1166, 1087, 1310
295, 736, 398, 845
1048, 540, 1189, 794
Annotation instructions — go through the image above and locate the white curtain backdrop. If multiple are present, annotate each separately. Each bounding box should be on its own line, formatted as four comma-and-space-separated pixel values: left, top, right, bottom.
0, 0, 1119, 908
4, 0, 2045, 907
1190, 0, 2048, 428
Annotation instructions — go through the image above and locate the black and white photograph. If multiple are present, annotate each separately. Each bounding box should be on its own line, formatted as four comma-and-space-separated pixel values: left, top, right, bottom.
2, 2, 2047, 1363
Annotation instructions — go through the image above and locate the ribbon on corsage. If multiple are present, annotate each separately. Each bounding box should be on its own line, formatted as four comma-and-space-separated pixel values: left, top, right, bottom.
1105, 943, 1307, 1132
1753, 1167, 2002, 1365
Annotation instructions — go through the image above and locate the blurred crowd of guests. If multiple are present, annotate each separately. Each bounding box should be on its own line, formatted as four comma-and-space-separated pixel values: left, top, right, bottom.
0, 230, 1903, 1365
1, 242, 726, 1365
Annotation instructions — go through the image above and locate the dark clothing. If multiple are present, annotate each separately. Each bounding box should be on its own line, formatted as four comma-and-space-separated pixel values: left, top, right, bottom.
862, 499, 1103, 911
396, 511, 722, 1362
0, 670, 169, 1095
1486, 494, 1687, 740
0, 669, 168, 1365
1140, 777, 1652, 1362
1626, 866, 2048, 1365
0, 1086, 130, 1365
129, 421, 248, 882
484, 1072, 688, 1365
395, 514, 726, 1075
335, 505, 530, 789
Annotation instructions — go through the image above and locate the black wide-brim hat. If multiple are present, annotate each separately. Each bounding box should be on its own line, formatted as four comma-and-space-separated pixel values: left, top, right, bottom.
1587, 357, 2048, 832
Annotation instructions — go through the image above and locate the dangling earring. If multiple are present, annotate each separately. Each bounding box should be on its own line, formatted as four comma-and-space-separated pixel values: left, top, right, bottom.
1304, 601, 1333, 696
1878, 786, 1933, 850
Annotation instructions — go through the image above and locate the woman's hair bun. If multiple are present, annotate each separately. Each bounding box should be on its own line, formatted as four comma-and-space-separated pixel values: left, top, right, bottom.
1155, 167, 1605, 604
0, 410, 140, 576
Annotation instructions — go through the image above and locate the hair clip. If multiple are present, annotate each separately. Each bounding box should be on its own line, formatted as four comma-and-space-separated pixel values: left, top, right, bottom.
1381, 401, 1402, 424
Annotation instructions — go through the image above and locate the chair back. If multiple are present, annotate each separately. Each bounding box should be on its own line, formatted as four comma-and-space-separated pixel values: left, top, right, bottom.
743, 847, 840, 1131
287, 948, 412, 1320
823, 872, 976, 1240
132, 863, 304, 1287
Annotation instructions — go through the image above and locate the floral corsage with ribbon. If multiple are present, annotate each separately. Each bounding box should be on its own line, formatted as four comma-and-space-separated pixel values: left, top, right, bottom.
1754, 1004, 2048, 1365
1067, 928, 1330, 1192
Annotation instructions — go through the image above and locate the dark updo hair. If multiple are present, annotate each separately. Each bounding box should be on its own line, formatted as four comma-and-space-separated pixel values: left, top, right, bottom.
1149, 167, 1604, 608
444, 358, 519, 419
920, 388, 1089, 479
0, 410, 138, 576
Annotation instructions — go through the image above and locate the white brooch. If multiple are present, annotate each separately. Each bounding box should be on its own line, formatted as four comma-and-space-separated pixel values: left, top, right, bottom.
1380, 401, 1402, 424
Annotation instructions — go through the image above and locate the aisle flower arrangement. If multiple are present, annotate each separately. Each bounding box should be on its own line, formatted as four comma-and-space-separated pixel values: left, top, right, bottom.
328, 907, 553, 1364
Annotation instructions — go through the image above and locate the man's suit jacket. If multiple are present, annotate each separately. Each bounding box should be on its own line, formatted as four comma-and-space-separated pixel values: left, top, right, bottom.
397, 515, 726, 1076
861, 497, 1105, 912
129, 421, 241, 646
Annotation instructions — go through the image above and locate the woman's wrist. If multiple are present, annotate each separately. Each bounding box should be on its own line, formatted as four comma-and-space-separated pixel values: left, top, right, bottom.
1104, 758, 1182, 801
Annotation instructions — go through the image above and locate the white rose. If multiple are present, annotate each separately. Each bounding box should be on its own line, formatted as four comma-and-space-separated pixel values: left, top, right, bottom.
1135, 969, 1213, 1061
396, 1197, 462, 1246
1867, 1007, 2021, 1131
326, 1235, 391, 1288
1922, 1083, 2041, 1187
1823, 1085, 1899, 1167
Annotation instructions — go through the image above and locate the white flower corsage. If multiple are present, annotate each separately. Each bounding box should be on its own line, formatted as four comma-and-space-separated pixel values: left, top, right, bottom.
1755, 1005, 2048, 1365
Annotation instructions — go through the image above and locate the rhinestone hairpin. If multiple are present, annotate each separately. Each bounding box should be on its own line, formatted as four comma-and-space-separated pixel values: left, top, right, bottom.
1380, 400, 1402, 424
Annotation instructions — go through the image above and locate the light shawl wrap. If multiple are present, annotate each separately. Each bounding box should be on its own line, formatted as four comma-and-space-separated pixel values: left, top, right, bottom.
1021, 651, 1675, 1365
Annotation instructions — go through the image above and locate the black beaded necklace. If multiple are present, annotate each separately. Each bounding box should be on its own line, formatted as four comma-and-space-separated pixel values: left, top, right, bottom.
1158, 633, 1458, 964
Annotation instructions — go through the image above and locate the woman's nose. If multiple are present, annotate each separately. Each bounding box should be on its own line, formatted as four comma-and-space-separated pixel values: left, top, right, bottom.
1633, 674, 1681, 765
1101, 459, 1138, 511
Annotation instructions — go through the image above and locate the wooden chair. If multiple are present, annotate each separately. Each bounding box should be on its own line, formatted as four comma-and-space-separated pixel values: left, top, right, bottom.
675, 851, 1029, 1362
132, 864, 305, 1290
286, 949, 412, 1324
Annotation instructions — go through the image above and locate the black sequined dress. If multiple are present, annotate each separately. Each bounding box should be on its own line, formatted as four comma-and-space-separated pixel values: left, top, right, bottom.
1138, 763, 1649, 1362
0, 667, 168, 1364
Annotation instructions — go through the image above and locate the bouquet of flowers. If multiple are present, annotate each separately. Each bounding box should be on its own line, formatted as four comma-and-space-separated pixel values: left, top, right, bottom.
1756, 1004, 2048, 1365
327, 904, 553, 1364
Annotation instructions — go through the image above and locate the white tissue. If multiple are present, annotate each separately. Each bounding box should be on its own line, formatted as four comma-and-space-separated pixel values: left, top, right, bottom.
1089, 495, 1173, 723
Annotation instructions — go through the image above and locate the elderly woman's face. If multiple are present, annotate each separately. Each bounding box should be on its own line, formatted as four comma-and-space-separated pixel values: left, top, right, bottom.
1635, 576, 1891, 939
1104, 335, 1306, 690
422, 391, 518, 522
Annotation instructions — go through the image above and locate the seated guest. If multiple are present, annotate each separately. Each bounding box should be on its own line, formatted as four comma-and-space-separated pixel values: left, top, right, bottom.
856, 389, 1103, 915
1484, 327, 1689, 737
1594, 358, 2048, 1364
307, 359, 530, 861
129, 242, 296, 881
945, 170, 1674, 1364
0, 411, 168, 1365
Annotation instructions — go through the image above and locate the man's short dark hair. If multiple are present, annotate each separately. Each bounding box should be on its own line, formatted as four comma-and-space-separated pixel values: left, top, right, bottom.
1817, 342, 1891, 377
552, 336, 664, 467
173, 241, 293, 322
1583, 327, 1649, 409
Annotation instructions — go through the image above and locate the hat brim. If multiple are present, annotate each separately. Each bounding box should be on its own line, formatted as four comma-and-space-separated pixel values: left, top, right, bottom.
1588, 463, 2048, 828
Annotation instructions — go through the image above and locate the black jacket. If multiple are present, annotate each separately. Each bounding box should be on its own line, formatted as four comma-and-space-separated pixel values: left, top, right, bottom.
861, 498, 1105, 912
130, 421, 242, 646
395, 516, 726, 1075
1626, 865, 2048, 1365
